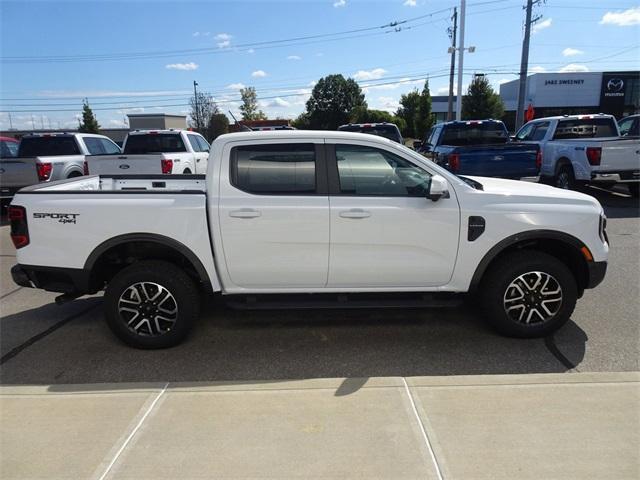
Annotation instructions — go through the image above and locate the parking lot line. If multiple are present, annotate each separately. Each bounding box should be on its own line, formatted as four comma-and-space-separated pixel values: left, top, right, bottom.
97, 382, 169, 480
402, 376, 444, 480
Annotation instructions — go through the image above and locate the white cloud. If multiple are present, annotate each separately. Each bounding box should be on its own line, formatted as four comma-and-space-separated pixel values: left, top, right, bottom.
532, 18, 552, 34
37, 89, 189, 98
403, 0, 417, 6
226, 83, 246, 90
165, 62, 198, 71
497, 78, 511, 86
287, 55, 302, 60
559, 63, 590, 73
353, 68, 387, 81
109, 119, 128, 127
264, 97, 291, 108
562, 47, 584, 57
600, 7, 640, 26
215, 33, 232, 48
333, 0, 346, 7
374, 96, 401, 113
193, 31, 210, 37
252, 70, 267, 78
247, 48, 255, 54
530, 65, 547, 74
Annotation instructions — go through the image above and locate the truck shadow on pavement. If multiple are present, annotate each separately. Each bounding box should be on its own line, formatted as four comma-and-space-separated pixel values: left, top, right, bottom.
582, 185, 639, 219
0, 296, 588, 389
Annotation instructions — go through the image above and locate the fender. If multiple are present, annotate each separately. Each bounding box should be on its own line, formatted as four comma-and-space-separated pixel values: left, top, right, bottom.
84, 233, 213, 291
469, 229, 589, 292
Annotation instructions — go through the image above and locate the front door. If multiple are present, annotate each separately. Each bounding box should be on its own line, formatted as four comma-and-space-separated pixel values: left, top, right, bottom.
326, 142, 460, 288
218, 141, 329, 290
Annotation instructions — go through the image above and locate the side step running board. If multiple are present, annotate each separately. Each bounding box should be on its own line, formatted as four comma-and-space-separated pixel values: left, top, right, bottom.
224, 292, 464, 310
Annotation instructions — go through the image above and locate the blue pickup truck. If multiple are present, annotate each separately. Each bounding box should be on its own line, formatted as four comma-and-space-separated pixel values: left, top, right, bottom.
416, 120, 540, 179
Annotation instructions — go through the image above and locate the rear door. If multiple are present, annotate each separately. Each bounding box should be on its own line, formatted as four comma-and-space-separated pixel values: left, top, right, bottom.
218, 140, 329, 289
326, 141, 460, 288
186, 133, 209, 174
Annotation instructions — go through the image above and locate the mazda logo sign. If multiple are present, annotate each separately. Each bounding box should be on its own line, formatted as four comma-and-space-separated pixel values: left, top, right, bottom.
607, 78, 624, 92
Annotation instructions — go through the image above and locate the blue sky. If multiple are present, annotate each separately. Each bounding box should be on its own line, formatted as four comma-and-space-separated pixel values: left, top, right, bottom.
1, 0, 638, 130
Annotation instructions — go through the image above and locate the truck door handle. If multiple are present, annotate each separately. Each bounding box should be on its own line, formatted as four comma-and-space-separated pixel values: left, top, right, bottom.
229, 209, 261, 218
339, 209, 371, 219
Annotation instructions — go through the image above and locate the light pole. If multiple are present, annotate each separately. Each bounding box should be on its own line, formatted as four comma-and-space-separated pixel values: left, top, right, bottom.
193, 80, 199, 131
453, 0, 475, 120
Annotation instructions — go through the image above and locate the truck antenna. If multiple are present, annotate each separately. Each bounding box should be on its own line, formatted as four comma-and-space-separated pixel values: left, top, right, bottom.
228, 110, 252, 132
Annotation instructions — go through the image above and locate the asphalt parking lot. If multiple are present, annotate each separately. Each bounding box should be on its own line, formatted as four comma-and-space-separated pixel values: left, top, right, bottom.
1, 186, 638, 385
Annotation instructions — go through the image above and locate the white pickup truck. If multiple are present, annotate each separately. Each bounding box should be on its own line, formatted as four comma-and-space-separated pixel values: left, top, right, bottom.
9, 131, 608, 348
86, 129, 210, 175
514, 114, 640, 196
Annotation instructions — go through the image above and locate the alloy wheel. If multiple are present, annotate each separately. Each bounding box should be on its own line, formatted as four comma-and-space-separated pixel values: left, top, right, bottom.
503, 271, 563, 325
118, 282, 178, 336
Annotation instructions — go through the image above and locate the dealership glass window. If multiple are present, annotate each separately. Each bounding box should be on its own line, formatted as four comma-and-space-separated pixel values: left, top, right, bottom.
336, 144, 431, 197
231, 143, 316, 194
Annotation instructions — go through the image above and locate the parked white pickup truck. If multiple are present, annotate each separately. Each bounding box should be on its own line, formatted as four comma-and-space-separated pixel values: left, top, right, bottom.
514, 114, 640, 196
86, 129, 210, 175
10, 131, 608, 348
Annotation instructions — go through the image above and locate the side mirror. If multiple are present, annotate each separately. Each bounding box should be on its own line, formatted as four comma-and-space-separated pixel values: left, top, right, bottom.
413, 140, 423, 150
428, 174, 450, 202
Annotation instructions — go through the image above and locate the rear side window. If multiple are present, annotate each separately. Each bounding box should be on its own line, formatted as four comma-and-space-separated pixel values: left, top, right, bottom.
335, 144, 431, 197
440, 123, 508, 146
17, 136, 80, 157
196, 136, 210, 152
124, 134, 187, 154
618, 117, 639, 137
100, 138, 121, 154
84, 137, 106, 155
187, 134, 202, 152
0, 140, 18, 158
553, 118, 617, 139
231, 143, 316, 194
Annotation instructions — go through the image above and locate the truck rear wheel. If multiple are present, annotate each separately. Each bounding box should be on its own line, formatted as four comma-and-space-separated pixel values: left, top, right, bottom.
480, 251, 577, 338
554, 164, 575, 190
104, 260, 200, 348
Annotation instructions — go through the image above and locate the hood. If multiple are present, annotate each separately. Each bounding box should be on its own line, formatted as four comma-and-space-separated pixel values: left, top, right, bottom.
466, 176, 602, 209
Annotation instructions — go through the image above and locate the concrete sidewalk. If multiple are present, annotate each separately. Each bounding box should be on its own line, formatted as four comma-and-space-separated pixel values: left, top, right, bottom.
1, 372, 638, 479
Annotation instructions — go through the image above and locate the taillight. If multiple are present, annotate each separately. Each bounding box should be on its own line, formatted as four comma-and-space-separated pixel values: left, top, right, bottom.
535, 150, 542, 169
8, 205, 29, 249
161, 159, 173, 174
83, 161, 89, 175
36, 162, 52, 181
586, 147, 601, 166
448, 153, 460, 172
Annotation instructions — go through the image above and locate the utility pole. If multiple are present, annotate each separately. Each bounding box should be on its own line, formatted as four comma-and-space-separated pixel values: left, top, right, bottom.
31, 115, 35, 130
8, 112, 13, 130
447, 7, 458, 121
515, 0, 542, 130
193, 80, 200, 131
456, 0, 466, 120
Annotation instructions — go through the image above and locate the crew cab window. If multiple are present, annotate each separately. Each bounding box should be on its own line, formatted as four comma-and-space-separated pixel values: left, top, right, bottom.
100, 138, 121, 154
618, 117, 639, 136
336, 144, 431, 197
231, 143, 316, 194
441, 123, 508, 145
187, 134, 202, 152
17, 136, 80, 156
515, 123, 536, 141
553, 118, 617, 139
531, 122, 550, 141
0, 139, 18, 158
84, 137, 106, 155
196, 136, 210, 152
123, 134, 187, 154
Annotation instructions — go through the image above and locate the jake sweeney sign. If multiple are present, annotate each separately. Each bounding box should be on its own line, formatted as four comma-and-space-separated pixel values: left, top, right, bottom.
544, 79, 585, 86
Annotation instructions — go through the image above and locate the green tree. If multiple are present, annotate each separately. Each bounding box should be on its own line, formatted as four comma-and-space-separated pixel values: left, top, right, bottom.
348, 107, 407, 138
239, 87, 267, 121
291, 112, 311, 130
304, 74, 366, 130
189, 91, 219, 134
462, 75, 505, 120
207, 113, 229, 141
415, 80, 434, 140
396, 90, 421, 138
77, 99, 100, 133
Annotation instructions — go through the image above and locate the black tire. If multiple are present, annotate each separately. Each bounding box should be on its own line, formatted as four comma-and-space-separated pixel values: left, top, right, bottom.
67, 171, 83, 179
480, 251, 577, 338
104, 260, 200, 348
628, 183, 639, 198
554, 164, 575, 190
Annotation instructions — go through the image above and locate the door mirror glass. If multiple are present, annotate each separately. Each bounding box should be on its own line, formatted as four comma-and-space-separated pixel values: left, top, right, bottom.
427, 174, 449, 201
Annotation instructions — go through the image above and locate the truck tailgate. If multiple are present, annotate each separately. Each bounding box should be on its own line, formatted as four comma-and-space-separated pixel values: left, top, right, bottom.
455, 144, 539, 178
87, 154, 164, 175
0, 157, 39, 198
596, 138, 640, 172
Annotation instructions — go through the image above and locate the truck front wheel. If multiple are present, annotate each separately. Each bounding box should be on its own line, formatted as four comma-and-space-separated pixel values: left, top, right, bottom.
480, 251, 577, 338
104, 260, 200, 348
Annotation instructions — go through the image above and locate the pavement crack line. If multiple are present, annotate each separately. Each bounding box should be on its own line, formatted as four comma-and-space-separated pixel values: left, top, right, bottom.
0, 286, 22, 300
97, 383, 169, 480
401, 377, 445, 480
0, 303, 99, 365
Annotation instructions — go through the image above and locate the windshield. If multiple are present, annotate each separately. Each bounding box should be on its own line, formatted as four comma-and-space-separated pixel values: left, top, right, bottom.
17, 136, 80, 157
553, 118, 618, 139
124, 133, 187, 154
440, 123, 508, 146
